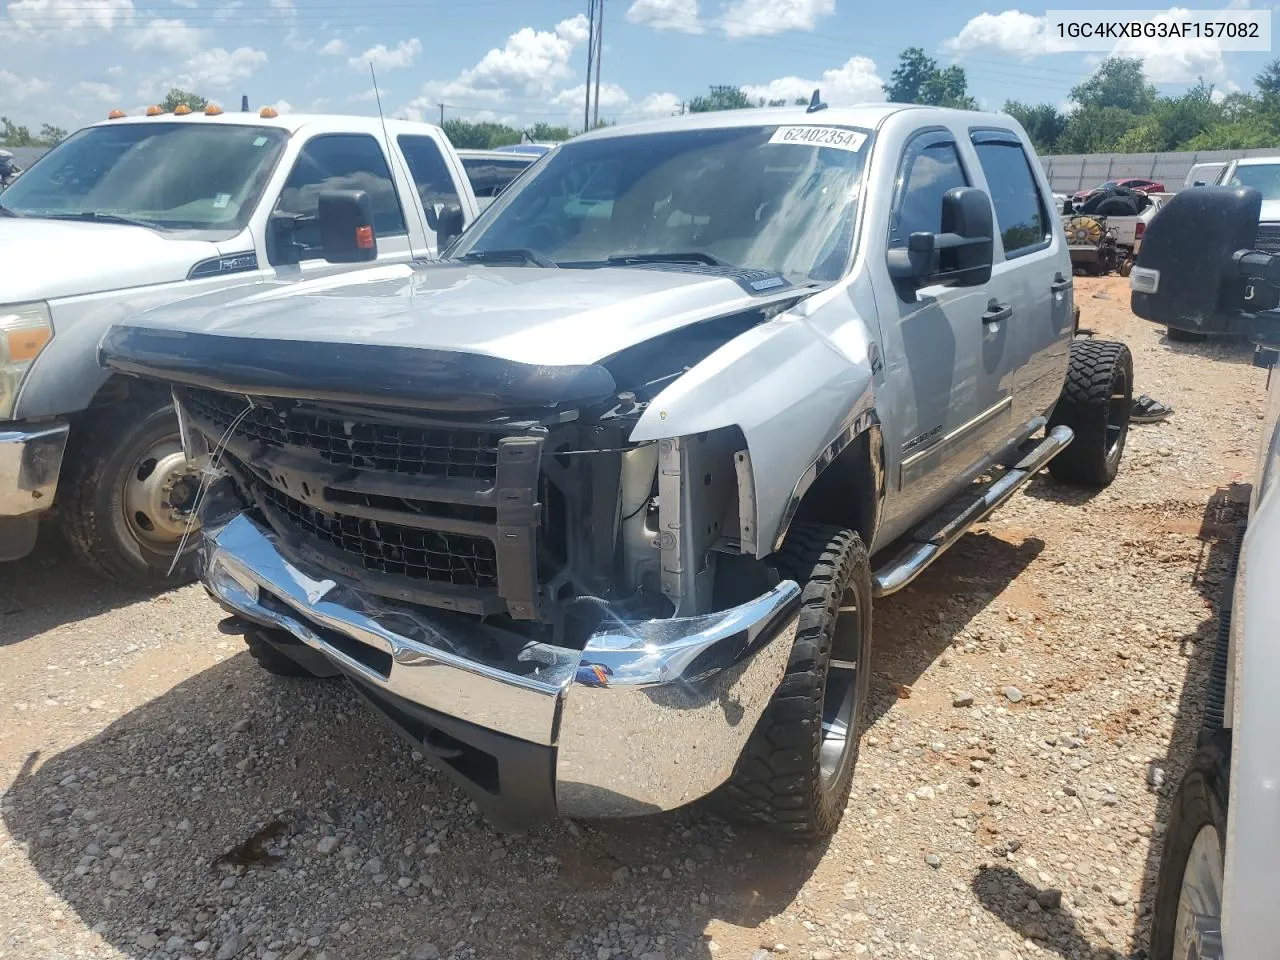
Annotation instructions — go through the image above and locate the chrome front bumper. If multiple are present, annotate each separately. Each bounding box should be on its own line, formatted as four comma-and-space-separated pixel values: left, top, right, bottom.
203, 513, 801, 822
0, 421, 69, 517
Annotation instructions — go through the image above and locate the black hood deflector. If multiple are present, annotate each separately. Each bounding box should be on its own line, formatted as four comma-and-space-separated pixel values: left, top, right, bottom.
99, 325, 619, 414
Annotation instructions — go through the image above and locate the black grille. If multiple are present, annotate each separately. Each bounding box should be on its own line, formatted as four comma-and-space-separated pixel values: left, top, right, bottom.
1257, 222, 1280, 255
256, 483, 498, 588
184, 389, 501, 482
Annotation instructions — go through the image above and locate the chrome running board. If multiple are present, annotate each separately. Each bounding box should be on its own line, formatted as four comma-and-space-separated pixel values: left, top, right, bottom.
872, 425, 1074, 597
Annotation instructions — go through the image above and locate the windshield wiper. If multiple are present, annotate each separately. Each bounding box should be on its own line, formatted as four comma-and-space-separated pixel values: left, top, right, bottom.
606, 251, 737, 268
0, 204, 17, 218
45, 211, 163, 229
458, 248, 558, 268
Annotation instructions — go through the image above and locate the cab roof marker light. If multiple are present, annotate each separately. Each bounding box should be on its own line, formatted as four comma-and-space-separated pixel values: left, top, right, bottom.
174, 104, 192, 115
108, 109, 126, 119
260, 106, 278, 119
206, 104, 224, 116
146, 105, 163, 116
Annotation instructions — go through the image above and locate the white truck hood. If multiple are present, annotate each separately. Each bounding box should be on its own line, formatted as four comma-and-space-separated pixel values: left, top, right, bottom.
0, 218, 222, 302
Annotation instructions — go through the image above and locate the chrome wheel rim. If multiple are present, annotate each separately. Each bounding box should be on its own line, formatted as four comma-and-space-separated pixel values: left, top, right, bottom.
122, 435, 201, 548
1173, 824, 1224, 960
820, 585, 862, 787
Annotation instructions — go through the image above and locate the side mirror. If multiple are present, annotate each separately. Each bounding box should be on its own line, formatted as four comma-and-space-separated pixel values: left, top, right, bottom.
1130, 185, 1267, 336
435, 203, 465, 252
887, 186, 994, 288
318, 189, 377, 263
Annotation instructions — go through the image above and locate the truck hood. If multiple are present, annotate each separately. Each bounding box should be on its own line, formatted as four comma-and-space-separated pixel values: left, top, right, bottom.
0, 218, 222, 302
100, 261, 813, 412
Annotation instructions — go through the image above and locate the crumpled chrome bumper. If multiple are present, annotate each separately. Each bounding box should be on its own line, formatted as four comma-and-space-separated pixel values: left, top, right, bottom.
0, 421, 68, 518
203, 513, 800, 822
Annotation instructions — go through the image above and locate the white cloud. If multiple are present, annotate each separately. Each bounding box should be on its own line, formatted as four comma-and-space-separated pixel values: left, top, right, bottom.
1113, 7, 1230, 83
1210, 78, 1243, 102
267, 98, 292, 114
283, 28, 311, 52
5, 0, 134, 33
348, 38, 422, 72
742, 55, 884, 106
0, 69, 48, 99
632, 91, 681, 117
422, 15, 590, 103
176, 46, 268, 88
106, 64, 123, 76
720, 0, 833, 37
943, 10, 1046, 61
75, 80, 120, 101
123, 17, 205, 55
625, 0, 702, 34
551, 82, 630, 109
171, 0, 197, 6
319, 37, 345, 55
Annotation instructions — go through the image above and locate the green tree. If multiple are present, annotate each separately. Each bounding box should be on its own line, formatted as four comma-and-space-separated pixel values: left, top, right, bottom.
38, 123, 67, 145
1255, 58, 1280, 100
1004, 101, 1067, 153
1056, 106, 1144, 153
524, 122, 571, 142
687, 85, 752, 112
159, 88, 209, 112
884, 48, 975, 109
0, 116, 35, 146
1069, 57, 1156, 113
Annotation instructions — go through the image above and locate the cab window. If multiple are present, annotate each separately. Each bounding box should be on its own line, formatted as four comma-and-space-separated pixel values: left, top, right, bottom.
890, 133, 969, 247
970, 130, 1050, 257
272, 134, 406, 262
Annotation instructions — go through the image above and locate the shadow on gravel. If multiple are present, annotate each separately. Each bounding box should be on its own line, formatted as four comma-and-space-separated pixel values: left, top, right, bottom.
1, 651, 826, 960
0, 523, 172, 646
973, 865, 1122, 960
869, 529, 1045, 726
1127, 482, 1249, 956
1159, 333, 1258, 367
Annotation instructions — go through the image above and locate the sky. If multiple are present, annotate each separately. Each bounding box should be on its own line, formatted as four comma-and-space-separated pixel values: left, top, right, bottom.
0, 0, 1276, 134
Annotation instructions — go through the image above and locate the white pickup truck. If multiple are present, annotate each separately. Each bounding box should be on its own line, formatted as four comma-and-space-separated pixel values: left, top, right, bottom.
0, 107, 481, 580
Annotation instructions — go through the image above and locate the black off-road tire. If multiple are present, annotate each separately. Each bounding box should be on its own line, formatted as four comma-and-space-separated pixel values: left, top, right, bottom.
244, 627, 330, 679
1095, 196, 1142, 217
1119, 258, 1134, 278
1048, 338, 1133, 488
60, 400, 198, 588
1149, 735, 1230, 960
718, 523, 873, 839
1167, 325, 1210, 343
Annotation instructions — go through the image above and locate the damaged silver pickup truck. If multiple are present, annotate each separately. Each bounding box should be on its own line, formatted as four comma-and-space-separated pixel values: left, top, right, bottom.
97, 102, 1133, 838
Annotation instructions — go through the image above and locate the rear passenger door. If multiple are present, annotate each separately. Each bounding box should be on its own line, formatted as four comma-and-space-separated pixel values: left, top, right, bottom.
880, 128, 1015, 517
267, 133, 413, 279
397, 134, 472, 253
967, 129, 1073, 428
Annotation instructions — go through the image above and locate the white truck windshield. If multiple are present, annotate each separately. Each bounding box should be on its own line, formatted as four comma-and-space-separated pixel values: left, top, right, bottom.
453, 124, 871, 283
1228, 163, 1280, 201
0, 122, 289, 231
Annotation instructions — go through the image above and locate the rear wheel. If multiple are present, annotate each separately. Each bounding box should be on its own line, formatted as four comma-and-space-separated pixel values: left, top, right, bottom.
1048, 338, 1132, 488
1149, 736, 1229, 960
718, 523, 873, 838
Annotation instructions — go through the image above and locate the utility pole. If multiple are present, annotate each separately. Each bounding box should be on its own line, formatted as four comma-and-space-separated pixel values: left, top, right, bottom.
583, 0, 597, 132
592, 0, 604, 128
439, 103, 446, 126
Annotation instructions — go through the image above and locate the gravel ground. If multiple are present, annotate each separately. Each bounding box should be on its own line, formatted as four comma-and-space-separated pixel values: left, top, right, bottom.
0, 274, 1266, 960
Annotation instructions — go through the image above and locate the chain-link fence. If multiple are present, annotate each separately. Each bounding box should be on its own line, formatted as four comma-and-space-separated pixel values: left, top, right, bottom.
1040, 148, 1280, 194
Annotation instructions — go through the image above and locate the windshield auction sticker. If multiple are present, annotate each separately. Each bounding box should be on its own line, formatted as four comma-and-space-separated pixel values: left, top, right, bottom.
769, 127, 867, 153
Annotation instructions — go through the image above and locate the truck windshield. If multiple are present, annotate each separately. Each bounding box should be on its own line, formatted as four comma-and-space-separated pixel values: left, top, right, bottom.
0, 122, 289, 231
1228, 164, 1280, 201
452, 124, 871, 283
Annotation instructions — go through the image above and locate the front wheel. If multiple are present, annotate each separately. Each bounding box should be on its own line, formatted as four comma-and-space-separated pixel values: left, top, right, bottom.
1048, 338, 1133, 488
717, 523, 873, 838
60, 399, 202, 587
1149, 736, 1230, 960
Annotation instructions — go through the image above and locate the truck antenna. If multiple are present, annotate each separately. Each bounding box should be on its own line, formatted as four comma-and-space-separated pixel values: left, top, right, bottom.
807, 88, 828, 113
240, 94, 249, 112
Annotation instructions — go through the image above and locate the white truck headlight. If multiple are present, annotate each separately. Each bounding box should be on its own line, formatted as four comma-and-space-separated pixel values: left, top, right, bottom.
0, 301, 53, 419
